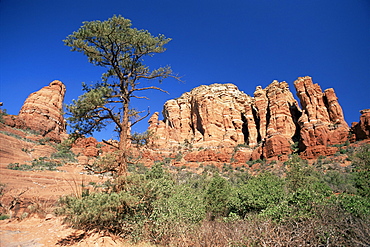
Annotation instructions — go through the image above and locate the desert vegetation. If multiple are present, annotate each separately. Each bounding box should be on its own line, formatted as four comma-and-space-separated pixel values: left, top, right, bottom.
55, 143, 370, 246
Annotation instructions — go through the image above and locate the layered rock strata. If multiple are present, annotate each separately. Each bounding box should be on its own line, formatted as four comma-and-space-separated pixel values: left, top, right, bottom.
149, 76, 349, 159
7, 80, 67, 142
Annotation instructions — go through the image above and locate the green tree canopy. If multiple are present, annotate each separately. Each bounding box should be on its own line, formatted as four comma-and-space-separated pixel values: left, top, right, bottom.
64, 15, 179, 175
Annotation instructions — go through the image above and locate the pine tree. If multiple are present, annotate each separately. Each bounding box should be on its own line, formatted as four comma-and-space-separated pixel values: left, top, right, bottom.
64, 15, 179, 175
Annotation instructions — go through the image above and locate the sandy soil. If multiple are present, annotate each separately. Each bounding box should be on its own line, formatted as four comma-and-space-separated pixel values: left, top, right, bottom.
0, 131, 146, 246
0, 161, 130, 246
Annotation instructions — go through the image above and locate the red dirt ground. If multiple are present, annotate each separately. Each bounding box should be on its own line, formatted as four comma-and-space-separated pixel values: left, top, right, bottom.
0, 131, 150, 246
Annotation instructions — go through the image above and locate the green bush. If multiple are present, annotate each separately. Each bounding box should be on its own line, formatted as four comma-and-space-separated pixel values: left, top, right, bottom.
205, 173, 235, 219
334, 194, 370, 218
51, 149, 77, 163
323, 170, 356, 194
7, 157, 62, 171
236, 172, 286, 219
58, 191, 140, 234
0, 215, 10, 220
351, 144, 370, 197
151, 184, 206, 241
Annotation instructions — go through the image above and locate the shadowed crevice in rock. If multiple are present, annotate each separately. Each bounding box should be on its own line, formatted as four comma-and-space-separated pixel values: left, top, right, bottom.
252, 106, 261, 144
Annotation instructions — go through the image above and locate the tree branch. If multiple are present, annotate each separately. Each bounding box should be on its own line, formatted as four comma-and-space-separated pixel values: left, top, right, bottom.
132, 86, 169, 94
131, 107, 151, 127
101, 105, 122, 132
102, 139, 119, 149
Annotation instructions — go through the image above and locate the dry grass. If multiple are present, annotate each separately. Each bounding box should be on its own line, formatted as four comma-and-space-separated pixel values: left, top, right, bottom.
160, 208, 370, 247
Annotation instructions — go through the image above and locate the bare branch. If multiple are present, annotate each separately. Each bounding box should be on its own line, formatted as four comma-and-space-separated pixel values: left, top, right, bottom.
132, 95, 150, 100
101, 105, 122, 131
132, 86, 169, 94
131, 107, 151, 127
102, 139, 119, 149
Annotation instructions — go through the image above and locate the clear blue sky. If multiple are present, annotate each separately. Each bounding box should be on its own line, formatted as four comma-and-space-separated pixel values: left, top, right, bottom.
1, 0, 369, 141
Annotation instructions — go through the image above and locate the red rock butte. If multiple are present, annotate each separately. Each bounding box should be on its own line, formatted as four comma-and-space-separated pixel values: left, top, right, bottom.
148, 76, 353, 160
4, 80, 67, 142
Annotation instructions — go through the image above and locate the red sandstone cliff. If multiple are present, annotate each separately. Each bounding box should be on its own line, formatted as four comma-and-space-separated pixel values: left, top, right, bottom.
294, 76, 349, 158
148, 76, 351, 160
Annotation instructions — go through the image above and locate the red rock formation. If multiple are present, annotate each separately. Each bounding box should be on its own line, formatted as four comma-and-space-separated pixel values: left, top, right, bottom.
71, 137, 99, 157
265, 81, 300, 139
184, 148, 232, 163
149, 83, 254, 148
233, 148, 253, 163
253, 86, 268, 141
351, 109, 370, 140
261, 81, 301, 160
148, 76, 352, 161
12, 80, 67, 142
148, 80, 303, 160
294, 76, 349, 158
263, 136, 292, 161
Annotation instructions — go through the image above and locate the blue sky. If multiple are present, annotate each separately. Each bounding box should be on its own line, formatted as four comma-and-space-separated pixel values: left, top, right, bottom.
1, 0, 369, 141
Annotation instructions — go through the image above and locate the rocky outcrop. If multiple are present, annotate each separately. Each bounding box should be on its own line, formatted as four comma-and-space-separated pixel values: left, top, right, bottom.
71, 137, 100, 157
7, 80, 67, 142
184, 148, 232, 163
294, 76, 349, 158
148, 81, 301, 160
149, 76, 350, 160
149, 83, 254, 148
351, 109, 370, 140
71, 137, 116, 165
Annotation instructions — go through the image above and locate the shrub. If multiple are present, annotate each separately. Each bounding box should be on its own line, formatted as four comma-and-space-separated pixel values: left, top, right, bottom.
236, 172, 287, 219
51, 148, 77, 164
351, 144, 370, 197
7, 157, 62, 171
58, 191, 140, 235
151, 184, 206, 242
285, 155, 330, 194
323, 170, 356, 194
205, 173, 235, 219
334, 194, 370, 218
0, 130, 37, 143
0, 215, 10, 220
90, 152, 119, 174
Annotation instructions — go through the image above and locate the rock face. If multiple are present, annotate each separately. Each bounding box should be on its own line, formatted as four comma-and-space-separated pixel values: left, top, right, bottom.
149, 83, 254, 148
294, 76, 349, 158
351, 109, 370, 140
148, 76, 350, 160
12, 80, 67, 142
